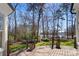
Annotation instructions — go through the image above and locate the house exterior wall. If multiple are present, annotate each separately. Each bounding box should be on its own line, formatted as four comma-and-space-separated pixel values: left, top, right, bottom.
0, 4, 13, 16
0, 4, 13, 56
72, 4, 79, 48
0, 12, 8, 56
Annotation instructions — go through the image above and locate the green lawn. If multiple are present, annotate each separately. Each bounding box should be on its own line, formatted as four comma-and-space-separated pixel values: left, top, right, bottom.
36, 39, 74, 47
9, 43, 27, 53
60, 39, 74, 46
36, 41, 52, 46
9, 39, 74, 53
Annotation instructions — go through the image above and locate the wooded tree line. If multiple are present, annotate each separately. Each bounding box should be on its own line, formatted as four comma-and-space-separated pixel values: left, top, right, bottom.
8, 3, 76, 49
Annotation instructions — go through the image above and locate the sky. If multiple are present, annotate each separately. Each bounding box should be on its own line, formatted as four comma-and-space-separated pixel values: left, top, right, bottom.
9, 3, 75, 32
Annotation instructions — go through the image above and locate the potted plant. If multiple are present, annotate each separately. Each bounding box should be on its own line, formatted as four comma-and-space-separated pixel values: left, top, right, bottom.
26, 34, 35, 51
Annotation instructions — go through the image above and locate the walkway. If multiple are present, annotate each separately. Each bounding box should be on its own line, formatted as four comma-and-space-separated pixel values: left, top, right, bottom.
11, 46, 79, 56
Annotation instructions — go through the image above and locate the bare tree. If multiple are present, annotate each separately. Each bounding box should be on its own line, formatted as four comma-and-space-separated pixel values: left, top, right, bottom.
36, 3, 45, 41
61, 3, 71, 39
13, 3, 19, 42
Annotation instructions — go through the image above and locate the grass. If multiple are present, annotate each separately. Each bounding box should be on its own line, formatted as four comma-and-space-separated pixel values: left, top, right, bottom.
36, 39, 74, 47
9, 43, 27, 53
9, 39, 74, 53
36, 41, 52, 46
60, 39, 74, 46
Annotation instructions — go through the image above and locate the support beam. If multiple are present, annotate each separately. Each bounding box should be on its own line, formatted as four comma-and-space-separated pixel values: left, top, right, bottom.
75, 11, 79, 48
2, 16, 8, 55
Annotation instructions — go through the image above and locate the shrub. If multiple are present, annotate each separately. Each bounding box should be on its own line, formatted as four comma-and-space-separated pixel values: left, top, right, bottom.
42, 38, 49, 42
9, 43, 26, 53
33, 35, 38, 39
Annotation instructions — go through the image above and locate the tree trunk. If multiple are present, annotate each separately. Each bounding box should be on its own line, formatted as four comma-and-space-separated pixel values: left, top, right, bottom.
52, 19, 55, 49
32, 5, 36, 48
32, 5, 35, 38
47, 17, 49, 38
74, 37, 77, 49
14, 4, 18, 42
37, 11, 40, 42
42, 12, 45, 38
66, 11, 68, 39
56, 19, 61, 49
71, 14, 74, 39
14, 9, 17, 42
73, 17, 77, 49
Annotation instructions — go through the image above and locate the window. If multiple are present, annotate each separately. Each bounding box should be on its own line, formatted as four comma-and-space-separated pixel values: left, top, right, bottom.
0, 16, 3, 47
0, 32, 2, 47
0, 16, 3, 30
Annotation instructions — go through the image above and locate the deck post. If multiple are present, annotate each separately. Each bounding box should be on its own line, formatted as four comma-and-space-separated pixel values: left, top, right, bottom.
2, 16, 8, 56
75, 11, 79, 49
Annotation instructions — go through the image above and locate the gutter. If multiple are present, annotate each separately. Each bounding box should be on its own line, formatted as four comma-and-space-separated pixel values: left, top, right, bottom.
8, 3, 15, 11
7, 3, 15, 16
70, 3, 76, 14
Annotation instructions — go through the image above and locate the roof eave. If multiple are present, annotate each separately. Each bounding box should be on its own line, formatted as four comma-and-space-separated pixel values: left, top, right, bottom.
70, 3, 76, 14
8, 3, 15, 11
7, 3, 15, 16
